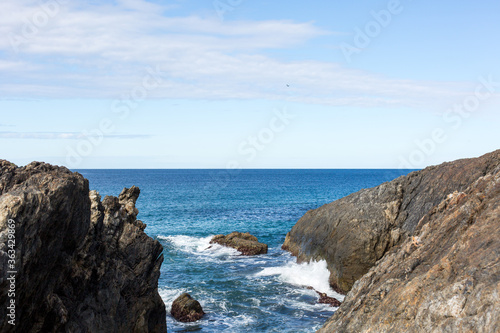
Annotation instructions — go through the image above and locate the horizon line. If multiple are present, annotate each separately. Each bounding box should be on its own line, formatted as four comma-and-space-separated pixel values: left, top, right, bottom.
71, 167, 420, 171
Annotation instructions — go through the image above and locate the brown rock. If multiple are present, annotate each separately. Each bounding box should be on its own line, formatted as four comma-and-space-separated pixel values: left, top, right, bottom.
171, 293, 205, 322
306, 287, 342, 308
210, 231, 268, 255
283, 150, 500, 294
318, 154, 500, 332
317, 292, 341, 308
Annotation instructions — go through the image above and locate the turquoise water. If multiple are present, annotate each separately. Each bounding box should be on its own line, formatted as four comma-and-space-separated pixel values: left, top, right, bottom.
77, 169, 411, 332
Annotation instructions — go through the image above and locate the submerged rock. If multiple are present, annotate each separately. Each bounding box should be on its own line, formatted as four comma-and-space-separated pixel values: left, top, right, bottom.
283, 150, 500, 294
171, 293, 205, 322
210, 231, 268, 255
0, 161, 166, 332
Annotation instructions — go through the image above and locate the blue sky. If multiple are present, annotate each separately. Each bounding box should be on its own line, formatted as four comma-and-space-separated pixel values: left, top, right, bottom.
0, 0, 499, 168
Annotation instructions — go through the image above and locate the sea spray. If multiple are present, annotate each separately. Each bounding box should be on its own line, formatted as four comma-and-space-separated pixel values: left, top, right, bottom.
159, 234, 239, 259
255, 259, 345, 301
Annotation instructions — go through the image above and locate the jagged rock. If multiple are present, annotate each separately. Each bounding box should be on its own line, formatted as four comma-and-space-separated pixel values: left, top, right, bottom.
306, 287, 342, 307
210, 232, 268, 255
318, 153, 500, 332
283, 150, 500, 294
0, 161, 166, 332
171, 293, 205, 322
317, 292, 341, 308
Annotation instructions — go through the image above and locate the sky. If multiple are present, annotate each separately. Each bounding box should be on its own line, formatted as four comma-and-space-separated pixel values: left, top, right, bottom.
0, 0, 499, 169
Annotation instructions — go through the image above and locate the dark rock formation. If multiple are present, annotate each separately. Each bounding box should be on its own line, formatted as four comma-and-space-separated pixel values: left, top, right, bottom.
317, 292, 342, 308
283, 150, 500, 294
171, 293, 205, 322
318, 154, 500, 332
0, 161, 166, 332
306, 287, 342, 307
210, 232, 268, 255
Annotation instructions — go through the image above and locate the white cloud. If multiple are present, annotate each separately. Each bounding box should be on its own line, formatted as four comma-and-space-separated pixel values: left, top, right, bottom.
0, 132, 150, 139
0, 59, 37, 71
0, 0, 468, 106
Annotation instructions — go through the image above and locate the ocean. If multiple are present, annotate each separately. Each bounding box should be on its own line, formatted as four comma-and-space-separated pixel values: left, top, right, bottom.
77, 169, 412, 332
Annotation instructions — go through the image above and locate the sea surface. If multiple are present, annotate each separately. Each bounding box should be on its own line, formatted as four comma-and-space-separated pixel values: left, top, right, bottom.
77, 169, 412, 332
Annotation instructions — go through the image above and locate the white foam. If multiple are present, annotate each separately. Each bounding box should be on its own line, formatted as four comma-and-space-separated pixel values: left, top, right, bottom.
249, 297, 261, 307
162, 287, 256, 331
288, 296, 338, 312
226, 314, 255, 327
209, 314, 256, 330
158, 234, 239, 258
158, 288, 186, 312
255, 259, 344, 301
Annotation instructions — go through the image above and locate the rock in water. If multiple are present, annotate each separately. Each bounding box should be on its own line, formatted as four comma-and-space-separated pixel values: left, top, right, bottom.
210, 232, 268, 255
317, 292, 342, 308
0, 161, 167, 332
306, 287, 342, 307
171, 293, 205, 322
283, 150, 500, 294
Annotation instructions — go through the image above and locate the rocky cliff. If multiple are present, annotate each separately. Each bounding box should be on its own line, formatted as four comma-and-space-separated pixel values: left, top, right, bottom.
0, 161, 166, 332
283, 150, 500, 294
283, 150, 500, 332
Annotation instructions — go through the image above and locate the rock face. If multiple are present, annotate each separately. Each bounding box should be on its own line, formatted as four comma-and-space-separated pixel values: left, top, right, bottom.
318, 155, 500, 332
0, 161, 166, 332
171, 293, 205, 322
210, 232, 268, 255
283, 150, 500, 294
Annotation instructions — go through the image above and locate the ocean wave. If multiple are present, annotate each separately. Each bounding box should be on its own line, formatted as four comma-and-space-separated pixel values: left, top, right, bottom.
158, 287, 187, 312
161, 286, 257, 331
158, 234, 239, 259
254, 259, 345, 301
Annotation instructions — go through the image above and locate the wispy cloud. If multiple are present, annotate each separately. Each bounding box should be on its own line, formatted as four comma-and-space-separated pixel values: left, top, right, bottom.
0, 59, 37, 71
0, 0, 468, 106
0, 132, 151, 140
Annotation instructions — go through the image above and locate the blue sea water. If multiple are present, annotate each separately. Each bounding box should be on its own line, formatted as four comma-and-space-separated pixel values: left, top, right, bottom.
77, 169, 412, 332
